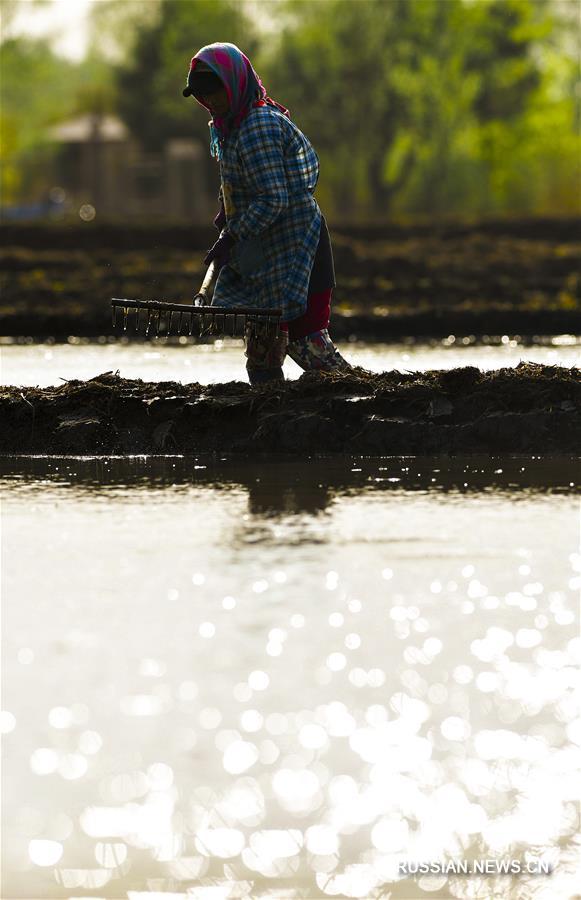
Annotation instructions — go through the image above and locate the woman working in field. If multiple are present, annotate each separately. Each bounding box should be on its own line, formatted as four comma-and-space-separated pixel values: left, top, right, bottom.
183, 42, 349, 385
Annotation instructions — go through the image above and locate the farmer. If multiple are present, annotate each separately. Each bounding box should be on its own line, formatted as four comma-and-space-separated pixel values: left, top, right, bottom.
182, 42, 350, 385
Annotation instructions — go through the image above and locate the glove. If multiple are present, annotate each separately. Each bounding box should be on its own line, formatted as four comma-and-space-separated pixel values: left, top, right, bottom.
213, 199, 226, 231
204, 231, 235, 268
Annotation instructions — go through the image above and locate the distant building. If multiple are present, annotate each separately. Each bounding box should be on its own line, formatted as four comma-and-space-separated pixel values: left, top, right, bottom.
44, 113, 216, 221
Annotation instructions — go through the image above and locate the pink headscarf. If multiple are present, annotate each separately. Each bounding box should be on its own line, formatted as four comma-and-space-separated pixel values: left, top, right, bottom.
187, 42, 289, 158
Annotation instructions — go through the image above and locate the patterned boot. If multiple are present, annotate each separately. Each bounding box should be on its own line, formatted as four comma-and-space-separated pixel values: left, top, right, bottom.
287, 328, 351, 372
245, 321, 289, 386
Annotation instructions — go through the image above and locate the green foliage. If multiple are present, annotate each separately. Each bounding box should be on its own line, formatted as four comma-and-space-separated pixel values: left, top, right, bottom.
1, 0, 578, 216
86, 0, 162, 62
115, 0, 257, 151
1, 37, 70, 201
0, 33, 115, 203
257, 0, 572, 217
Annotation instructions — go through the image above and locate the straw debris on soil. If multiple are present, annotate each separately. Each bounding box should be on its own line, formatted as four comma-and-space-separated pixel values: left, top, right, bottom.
1, 362, 579, 456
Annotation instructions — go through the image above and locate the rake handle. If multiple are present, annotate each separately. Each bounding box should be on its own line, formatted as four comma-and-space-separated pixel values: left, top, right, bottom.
193, 260, 217, 306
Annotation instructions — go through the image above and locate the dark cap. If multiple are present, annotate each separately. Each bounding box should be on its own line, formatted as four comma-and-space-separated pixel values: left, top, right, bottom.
183, 69, 224, 99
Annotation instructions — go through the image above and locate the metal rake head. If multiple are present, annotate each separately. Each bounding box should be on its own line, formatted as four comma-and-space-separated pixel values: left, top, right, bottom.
111, 298, 282, 338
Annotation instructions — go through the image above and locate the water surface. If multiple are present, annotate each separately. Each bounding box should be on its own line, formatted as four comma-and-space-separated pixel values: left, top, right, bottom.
1, 456, 579, 899
1, 337, 579, 387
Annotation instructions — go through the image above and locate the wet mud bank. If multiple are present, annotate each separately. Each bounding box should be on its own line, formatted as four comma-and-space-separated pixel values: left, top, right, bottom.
1, 362, 579, 456
1, 218, 579, 340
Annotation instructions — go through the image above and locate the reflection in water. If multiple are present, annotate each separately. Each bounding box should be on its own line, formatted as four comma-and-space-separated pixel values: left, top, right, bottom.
0, 452, 578, 497
2, 457, 580, 898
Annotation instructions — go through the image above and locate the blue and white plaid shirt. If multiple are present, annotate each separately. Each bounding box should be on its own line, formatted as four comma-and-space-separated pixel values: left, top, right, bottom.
213, 104, 322, 322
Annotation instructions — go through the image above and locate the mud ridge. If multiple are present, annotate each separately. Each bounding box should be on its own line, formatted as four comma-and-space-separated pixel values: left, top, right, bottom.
1, 362, 579, 456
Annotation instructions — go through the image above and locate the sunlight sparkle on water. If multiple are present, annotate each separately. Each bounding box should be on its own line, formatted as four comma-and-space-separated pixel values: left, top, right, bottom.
3, 460, 579, 898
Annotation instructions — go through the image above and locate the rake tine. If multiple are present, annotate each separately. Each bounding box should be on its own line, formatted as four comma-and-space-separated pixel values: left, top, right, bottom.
113, 296, 282, 342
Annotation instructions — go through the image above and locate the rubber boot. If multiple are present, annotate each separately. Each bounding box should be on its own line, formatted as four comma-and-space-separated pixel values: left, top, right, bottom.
245, 320, 288, 386
246, 365, 285, 386
287, 328, 351, 372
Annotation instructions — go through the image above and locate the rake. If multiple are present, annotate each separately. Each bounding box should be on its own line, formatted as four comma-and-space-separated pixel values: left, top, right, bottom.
111, 261, 282, 338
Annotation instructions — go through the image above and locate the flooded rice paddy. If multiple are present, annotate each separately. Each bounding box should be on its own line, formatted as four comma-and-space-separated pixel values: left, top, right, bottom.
1, 454, 580, 899
1, 336, 579, 388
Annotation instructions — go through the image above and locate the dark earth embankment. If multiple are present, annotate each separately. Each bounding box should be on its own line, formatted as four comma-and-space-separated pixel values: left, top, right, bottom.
1, 362, 579, 456
1, 217, 579, 339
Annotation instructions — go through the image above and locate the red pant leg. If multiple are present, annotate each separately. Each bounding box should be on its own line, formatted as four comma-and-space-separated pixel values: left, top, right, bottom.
283, 289, 332, 341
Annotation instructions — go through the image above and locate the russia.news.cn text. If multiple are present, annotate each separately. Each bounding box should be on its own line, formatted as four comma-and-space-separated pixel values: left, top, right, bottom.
398, 859, 554, 876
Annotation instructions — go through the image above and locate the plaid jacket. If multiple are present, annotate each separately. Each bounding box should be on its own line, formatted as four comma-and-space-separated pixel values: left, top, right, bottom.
213, 105, 322, 322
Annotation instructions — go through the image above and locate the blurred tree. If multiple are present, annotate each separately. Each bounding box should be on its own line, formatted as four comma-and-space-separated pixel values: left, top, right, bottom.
113, 0, 257, 152
86, 0, 162, 62
2, 0, 577, 217
465, 0, 547, 120
258, 0, 414, 215
0, 33, 117, 203
259, 0, 556, 217
1, 37, 73, 202
0, 0, 50, 31
479, 1, 580, 216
